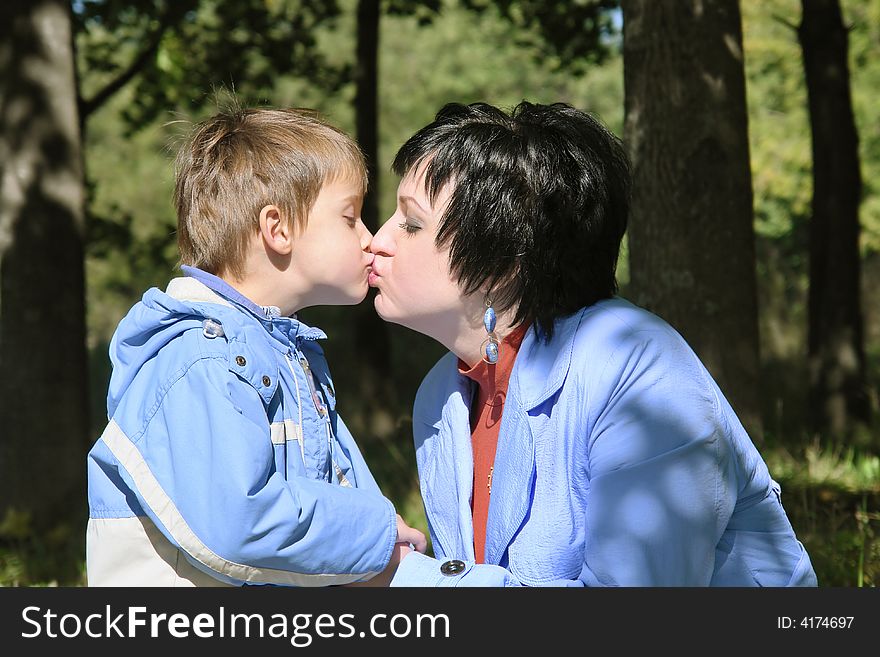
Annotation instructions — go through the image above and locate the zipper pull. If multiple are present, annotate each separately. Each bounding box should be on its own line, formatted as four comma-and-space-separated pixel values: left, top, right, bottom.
298, 354, 327, 417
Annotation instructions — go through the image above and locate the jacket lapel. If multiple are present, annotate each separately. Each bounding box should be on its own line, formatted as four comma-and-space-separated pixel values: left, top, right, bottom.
417, 307, 589, 566
482, 398, 536, 566
417, 382, 476, 562
483, 308, 587, 566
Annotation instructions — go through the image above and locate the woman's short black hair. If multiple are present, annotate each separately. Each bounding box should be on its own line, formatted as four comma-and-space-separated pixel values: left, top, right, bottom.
393, 101, 631, 340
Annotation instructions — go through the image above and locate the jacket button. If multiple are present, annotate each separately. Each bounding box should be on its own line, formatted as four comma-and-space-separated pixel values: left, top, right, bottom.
262, 375, 271, 387
235, 355, 247, 367
440, 560, 465, 576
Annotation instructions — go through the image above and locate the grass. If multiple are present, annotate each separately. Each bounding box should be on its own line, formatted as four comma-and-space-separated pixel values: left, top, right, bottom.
0, 510, 87, 587
765, 440, 880, 494
763, 441, 880, 586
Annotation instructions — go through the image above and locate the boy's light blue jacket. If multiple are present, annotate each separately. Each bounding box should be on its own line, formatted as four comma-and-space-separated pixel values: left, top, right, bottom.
392, 298, 818, 587
87, 268, 396, 586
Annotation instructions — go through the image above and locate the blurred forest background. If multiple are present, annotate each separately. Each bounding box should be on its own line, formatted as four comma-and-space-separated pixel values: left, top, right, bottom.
1, 0, 878, 586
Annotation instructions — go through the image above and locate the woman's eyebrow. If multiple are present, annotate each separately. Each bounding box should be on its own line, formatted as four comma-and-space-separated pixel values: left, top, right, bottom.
399, 195, 428, 214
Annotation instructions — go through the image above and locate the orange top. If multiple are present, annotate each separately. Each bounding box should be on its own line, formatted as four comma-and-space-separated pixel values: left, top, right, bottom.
458, 323, 529, 563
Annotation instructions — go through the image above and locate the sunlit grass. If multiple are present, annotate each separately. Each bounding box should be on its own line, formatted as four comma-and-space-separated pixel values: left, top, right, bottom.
765, 440, 880, 494
0, 544, 86, 588
0, 507, 87, 587
761, 439, 880, 587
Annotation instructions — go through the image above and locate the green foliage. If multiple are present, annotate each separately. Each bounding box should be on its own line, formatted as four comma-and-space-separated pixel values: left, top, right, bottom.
762, 441, 880, 586
83, 85, 180, 348
772, 483, 880, 587
386, 0, 442, 24
766, 442, 880, 494
77, 0, 348, 129
0, 508, 87, 586
461, 0, 619, 73
744, 0, 880, 251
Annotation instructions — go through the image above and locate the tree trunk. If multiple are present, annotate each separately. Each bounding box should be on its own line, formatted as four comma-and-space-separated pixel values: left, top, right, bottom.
353, 0, 394, 438
0, 0, 89, 533
799, 0, 870, 441
621, 0, 763, 439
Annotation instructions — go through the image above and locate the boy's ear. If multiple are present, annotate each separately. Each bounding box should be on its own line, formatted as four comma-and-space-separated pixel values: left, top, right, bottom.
258, 205, 293, 256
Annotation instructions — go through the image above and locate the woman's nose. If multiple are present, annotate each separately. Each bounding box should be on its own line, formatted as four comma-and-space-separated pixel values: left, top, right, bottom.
370, 218, 394, 256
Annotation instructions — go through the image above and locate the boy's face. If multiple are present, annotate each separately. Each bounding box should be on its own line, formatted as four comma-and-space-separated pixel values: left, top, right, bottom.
288, 178, 373, 309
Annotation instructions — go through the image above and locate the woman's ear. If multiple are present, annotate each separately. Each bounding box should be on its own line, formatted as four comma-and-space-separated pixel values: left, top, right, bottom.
258, 204, 293, 256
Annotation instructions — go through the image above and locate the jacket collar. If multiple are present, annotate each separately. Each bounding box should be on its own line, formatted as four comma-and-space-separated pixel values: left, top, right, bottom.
181, 266, 280, 321
510, 307, 587, 410
174, 266, 327, 347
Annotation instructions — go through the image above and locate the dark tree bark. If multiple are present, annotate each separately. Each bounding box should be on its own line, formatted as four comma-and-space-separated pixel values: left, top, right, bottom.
353, 0, 394, 435
799, 0, 871, 440
622, 0, 763, 438
355, 0, 381, 242
0, 0, 89, 531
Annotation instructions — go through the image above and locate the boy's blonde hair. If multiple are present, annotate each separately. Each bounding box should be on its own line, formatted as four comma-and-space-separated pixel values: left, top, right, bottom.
174, 107, 368, 279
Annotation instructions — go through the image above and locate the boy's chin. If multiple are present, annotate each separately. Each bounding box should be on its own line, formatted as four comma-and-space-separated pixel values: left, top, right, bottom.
303, 288, 368, 309
330, 295, 366, 307
339, 285, 371, 306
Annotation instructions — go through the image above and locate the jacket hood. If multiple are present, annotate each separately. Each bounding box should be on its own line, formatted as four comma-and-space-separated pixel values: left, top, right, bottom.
105, 279, 236, 418
105, 276, 323, 419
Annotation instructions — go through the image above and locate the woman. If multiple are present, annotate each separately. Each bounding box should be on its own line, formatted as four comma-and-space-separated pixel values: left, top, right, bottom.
370, 101, 817, 587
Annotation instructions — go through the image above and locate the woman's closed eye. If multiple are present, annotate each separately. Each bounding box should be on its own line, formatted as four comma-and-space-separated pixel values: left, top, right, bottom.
399, 219, 421, 235
344, 215, 357, 227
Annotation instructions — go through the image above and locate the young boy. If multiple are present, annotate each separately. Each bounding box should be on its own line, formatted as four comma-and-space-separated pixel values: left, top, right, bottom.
86, 107, 424, 586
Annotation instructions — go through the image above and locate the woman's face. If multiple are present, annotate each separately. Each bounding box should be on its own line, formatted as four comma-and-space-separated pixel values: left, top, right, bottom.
369, 166, 465, 338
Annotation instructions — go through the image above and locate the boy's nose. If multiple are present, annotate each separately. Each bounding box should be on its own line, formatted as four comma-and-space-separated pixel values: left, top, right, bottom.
358, 220, 373, 251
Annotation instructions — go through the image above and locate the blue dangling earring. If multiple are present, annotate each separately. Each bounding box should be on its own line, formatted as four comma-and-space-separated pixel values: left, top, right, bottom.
481, 296, 500, 365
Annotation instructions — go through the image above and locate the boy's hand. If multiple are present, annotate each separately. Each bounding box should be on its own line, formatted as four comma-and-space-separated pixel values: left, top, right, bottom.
339, 515, 426, 587
342, 541, 412, 587
396, 514, 427, 554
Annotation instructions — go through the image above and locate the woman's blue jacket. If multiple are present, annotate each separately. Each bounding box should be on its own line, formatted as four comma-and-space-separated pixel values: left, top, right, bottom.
393, 298, 817, 587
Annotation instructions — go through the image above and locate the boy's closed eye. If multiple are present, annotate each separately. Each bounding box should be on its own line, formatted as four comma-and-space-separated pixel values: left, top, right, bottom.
337, 200, 355, 225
